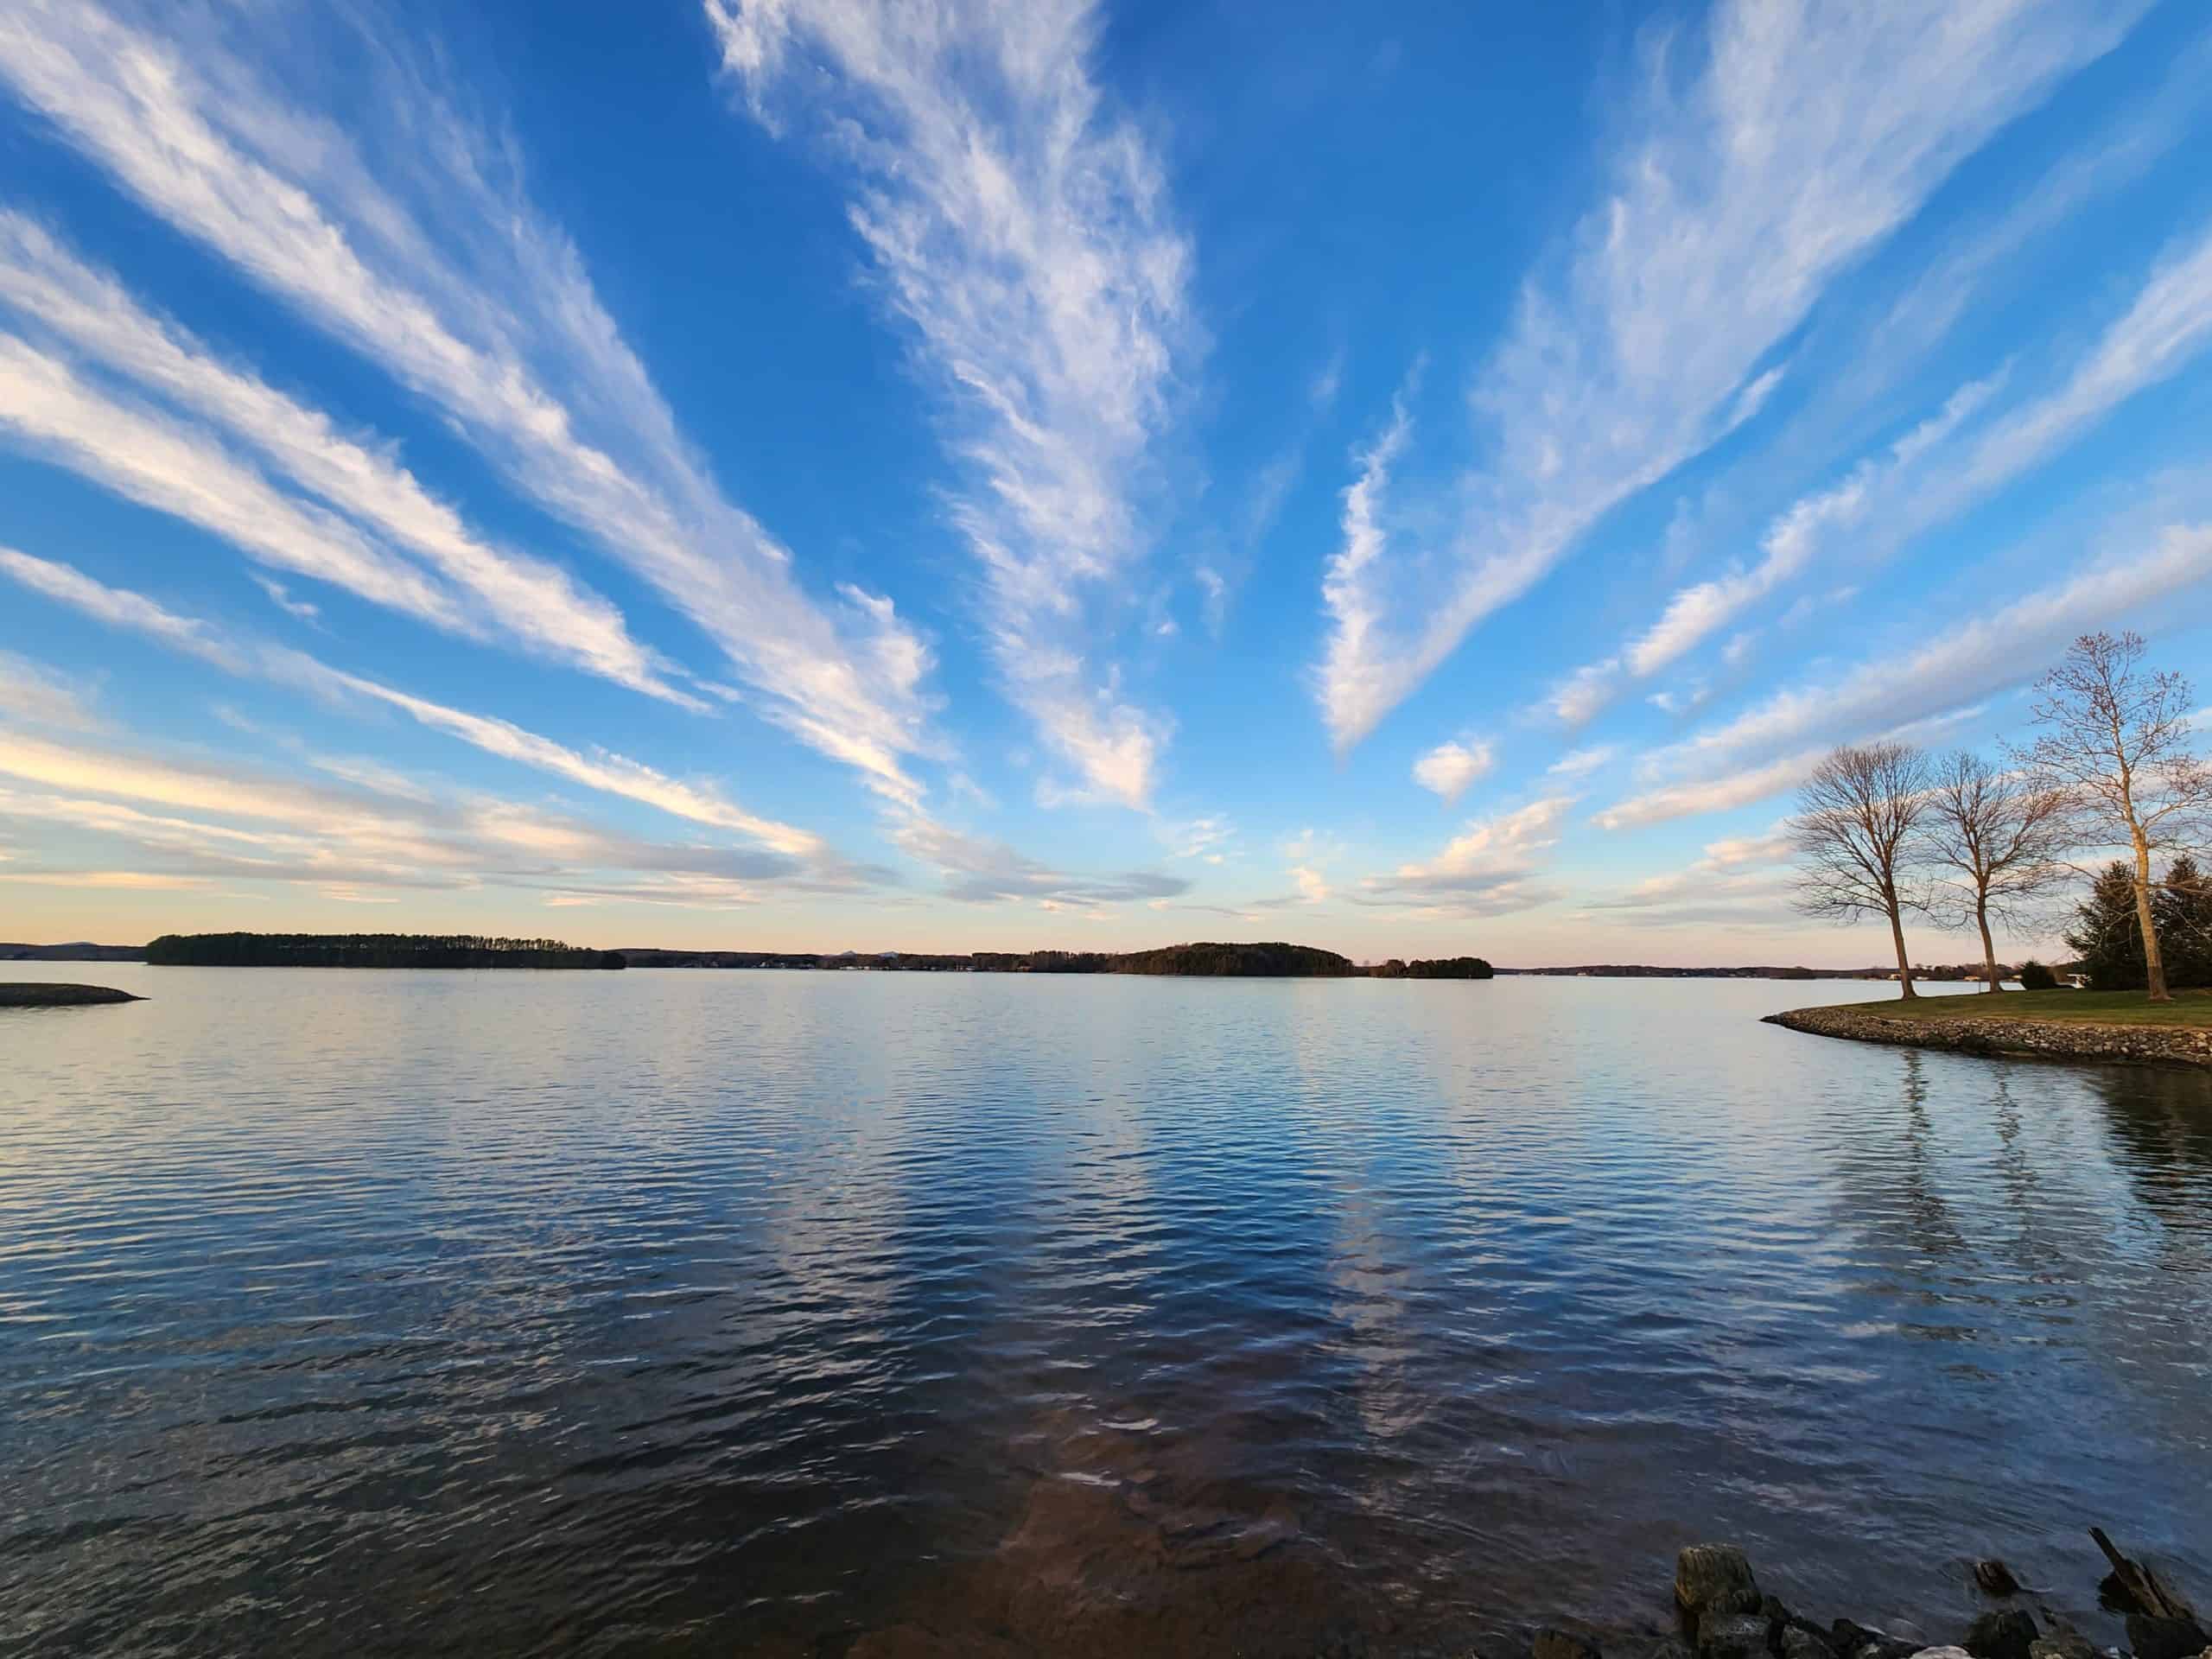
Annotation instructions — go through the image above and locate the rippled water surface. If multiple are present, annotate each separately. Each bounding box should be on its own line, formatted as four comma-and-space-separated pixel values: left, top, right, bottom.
3, 967, 2209, 1656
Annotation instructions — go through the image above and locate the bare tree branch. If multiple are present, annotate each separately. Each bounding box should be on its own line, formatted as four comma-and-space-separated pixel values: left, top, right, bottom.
1924, 750, 2071, 991
2013, 631, 2210, 1001
1790, 741, 1930, 997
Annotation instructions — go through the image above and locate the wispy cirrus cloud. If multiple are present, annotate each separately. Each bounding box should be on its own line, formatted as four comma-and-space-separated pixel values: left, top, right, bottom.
1606, 373, 2003, 690
1317, 0, 2142, 751
1590, 753, 1824, 834
0, 753, 818, 905
0, 545, 242, 669
0, 649, 101, 731
1594, 518, 2212, 831
0, 334, 468, 632
0, 0, 933, 801
887, 813, 1187, 907
1580, 210, 2212, 714
0, 212, 690, 703
707, 0, 1192, 808
0, 548, 826, 859
1668, 523, 2212, 776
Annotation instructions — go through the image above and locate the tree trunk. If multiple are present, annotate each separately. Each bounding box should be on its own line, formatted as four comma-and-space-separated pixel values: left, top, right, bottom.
2133, 828, 2170, 1001
1886, 894, 1917, 998
1976, 897, 2000, 993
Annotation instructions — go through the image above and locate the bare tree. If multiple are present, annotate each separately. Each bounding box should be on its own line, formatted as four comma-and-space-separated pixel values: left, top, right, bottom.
1925, 751, 2071, 993
2018, 632, 2211, 1002
1790, 741, 1931, 998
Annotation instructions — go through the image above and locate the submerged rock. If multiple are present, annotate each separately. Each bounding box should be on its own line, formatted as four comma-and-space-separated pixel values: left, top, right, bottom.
2125, 1615, 2209, 1659
1974, 1561, 2023, 1598
1964, 1609, 2038, 1659
1834, 1621, 1919, 1659
1678, 1546, 1764, 1622
1535, 1629, 1604, 1659
1783, 1626, 1837, 1659
1699, 1612, 1773, 1659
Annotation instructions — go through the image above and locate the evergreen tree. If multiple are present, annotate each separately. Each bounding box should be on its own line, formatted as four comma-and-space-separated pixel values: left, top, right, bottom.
2065, 861, 2146, 990
2152, 854, 2212, 989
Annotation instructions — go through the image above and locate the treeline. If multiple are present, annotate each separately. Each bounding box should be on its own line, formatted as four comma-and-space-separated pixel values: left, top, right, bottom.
1790, 631, 2209, 1001
615, 943, 1494, 979
1369, 956, 1495, 979
1119, 942, 1357, 976
146, 932, 627, 969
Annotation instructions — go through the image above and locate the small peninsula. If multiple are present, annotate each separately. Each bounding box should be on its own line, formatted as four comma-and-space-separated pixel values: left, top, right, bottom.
0, 982, 143, 1007
1766, 988, 2212, 1069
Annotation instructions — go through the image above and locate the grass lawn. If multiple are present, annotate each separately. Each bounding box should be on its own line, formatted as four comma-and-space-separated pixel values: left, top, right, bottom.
1825, 987, 2212, 1028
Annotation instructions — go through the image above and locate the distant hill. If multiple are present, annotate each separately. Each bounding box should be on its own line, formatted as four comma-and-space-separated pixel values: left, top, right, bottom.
0, 942, 146, 962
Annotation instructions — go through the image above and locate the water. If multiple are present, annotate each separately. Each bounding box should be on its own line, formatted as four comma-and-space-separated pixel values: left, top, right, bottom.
2, 967, 2207, 1656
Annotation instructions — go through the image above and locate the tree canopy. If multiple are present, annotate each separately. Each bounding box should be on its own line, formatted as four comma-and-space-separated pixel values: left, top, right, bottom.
146, 933, 626, 969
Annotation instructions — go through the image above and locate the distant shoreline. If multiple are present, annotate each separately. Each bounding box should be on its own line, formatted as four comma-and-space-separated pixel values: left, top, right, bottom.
3, 941, 2005, 980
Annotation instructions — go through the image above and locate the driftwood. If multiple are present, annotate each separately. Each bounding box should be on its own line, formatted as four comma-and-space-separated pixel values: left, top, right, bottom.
2089, 1527, 2195, 1621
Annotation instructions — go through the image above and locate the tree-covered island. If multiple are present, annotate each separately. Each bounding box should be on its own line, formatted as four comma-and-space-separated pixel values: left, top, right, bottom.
146, 933, 628, 969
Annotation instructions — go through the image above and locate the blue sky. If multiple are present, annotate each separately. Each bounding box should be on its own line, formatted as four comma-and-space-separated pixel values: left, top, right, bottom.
2, 0, 2210, 964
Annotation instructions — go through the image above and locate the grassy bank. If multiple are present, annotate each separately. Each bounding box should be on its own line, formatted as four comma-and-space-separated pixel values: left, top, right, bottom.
1823, 988, 2212, 1028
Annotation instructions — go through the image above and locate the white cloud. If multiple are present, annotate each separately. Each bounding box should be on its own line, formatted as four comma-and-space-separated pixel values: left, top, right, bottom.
1942, 219, 2212, 506
1358, 796, 1573, 915
0, 550, 826, 858
0, 546, 243, 670
1592, 518, 2212, 833
1319, 383, 1416, 750
707, 0, 1191, 807
888, 811, 1187, 906
1411, 737, 1494, 803
0, 649, 99, 731
0, 750, 818, 903
1662, 521, 2212, 778
249, 574, 320, 624
1315, 0, 2139, 749
0, 1, 933, 800
1621, 373, 2003, 681
1162, 814, 1233, 860
0, 212, 690, 703
1543, 658, 1620, 727
1592, 750, 1825, 832
1580, 211, 2212, 712
1291, 865, 1330, 904
0, 334, 468, 632
1547, 745, 1617, 779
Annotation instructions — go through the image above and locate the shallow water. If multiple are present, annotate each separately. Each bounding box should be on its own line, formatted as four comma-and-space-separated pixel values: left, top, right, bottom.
2, 967, 2207, 1656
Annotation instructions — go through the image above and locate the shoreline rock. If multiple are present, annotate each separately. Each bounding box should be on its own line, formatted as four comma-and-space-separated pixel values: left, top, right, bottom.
0, 982, 143, 1007
1651, 1541, 2202, 1659
1763, 1005, 2212, 1070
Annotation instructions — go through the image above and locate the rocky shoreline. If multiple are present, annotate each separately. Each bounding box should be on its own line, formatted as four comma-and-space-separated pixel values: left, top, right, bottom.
0, 982, 142, 1007
1763, 1006, 2212, 1070
1626, 1541, 2207, 1659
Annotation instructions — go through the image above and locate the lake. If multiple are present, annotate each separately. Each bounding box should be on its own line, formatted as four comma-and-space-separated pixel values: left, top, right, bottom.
2, 967, 2207, 1656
